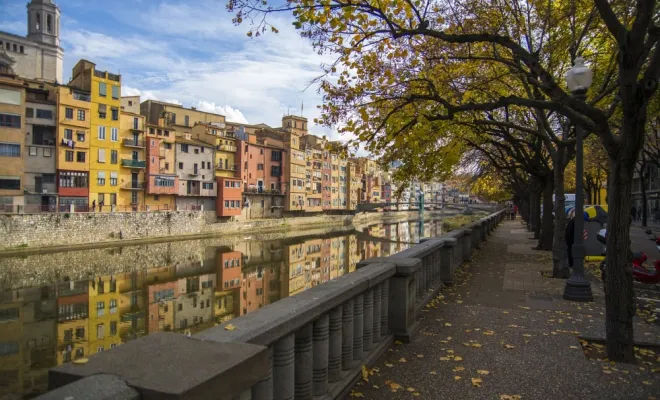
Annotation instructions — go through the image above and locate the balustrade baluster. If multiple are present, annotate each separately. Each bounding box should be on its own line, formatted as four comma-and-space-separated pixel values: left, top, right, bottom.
273, 334, 295, 400
312, 314, 329, 396
352, 294, 364, 363
341, 300, 354, 371
294, 324, 313, 400
363, 289, 374, 352
328, 307, 342, 383
372, 285, 381, 344
380, 281, 389, 337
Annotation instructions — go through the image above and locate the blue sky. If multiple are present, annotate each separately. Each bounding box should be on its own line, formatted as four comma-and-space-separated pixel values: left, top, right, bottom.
0, 0, 341, 138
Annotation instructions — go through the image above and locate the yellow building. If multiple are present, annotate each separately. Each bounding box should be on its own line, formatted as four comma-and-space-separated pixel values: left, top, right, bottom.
55, 280, 89, 366
0, 300, 24, 395
69, 60, 122, 211
87, 276, 122, 354
193, 122, 237, 178
280, 115, 308, 212
118, 110, 146, 209
0, 70, 25, 211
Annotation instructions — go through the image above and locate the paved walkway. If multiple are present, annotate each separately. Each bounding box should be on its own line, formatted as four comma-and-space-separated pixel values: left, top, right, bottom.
348, 220, 660, 399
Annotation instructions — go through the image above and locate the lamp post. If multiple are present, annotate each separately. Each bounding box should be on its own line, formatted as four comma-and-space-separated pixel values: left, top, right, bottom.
563, 57, 594, 302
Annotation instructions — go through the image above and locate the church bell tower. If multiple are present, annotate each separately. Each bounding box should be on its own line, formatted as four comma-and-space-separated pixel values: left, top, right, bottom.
27, 0, 61, 47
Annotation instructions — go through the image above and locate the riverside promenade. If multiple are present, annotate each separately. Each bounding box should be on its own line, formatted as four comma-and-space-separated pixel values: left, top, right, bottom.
348, 220, 660, 399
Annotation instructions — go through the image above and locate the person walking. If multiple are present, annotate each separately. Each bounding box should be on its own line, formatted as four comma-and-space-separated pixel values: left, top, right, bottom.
512, 204, 518, 220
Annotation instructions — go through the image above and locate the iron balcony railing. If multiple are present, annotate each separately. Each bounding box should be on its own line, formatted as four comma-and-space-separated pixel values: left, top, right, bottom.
121, 181, 146, 190
121, 159, 146, 168
122, 138, 145, 148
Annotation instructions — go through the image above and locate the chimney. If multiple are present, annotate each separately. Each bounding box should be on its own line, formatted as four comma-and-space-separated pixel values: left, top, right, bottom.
191, 107, 196, 110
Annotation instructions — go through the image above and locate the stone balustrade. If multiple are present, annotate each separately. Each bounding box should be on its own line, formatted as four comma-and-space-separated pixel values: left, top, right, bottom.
38, 210, 506, 400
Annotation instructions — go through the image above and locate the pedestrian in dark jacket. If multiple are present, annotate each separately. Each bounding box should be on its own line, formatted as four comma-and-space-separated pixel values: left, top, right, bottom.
565, 217, 575, 268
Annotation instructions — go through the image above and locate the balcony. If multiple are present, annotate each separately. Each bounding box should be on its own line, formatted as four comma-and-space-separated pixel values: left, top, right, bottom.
121, 159, 146, 168
121, 181, 146, 190
244, 188, 285, 196
122, 138, 145, 148
23, 184, 57, 195
216, 163, 236, 171
130, 123, 145, 132
217, 144, 237, 152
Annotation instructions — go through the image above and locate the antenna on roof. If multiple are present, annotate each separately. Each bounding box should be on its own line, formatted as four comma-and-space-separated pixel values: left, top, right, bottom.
301, 100, 304, 117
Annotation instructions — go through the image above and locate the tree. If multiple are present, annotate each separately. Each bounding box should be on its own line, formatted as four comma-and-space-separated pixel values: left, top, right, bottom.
230, 0, 660, 362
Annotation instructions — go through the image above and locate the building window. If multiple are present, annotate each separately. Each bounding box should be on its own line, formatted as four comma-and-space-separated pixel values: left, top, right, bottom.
19, 45, 23, 53
111, 86, 119, 99
111, 108, 118, 121
110, 321, 117, 335
0, 143, 20, 157
77, 132, 85, 142
170, 113, 176, 124
111, 127, 118, 141
36, 109, 53, 119
25, 107, 33, 117
202, 182, 213, 190
98, 126, 106, 140
0, 176, 20, 190
260, 148, 264, 155
65, 108, 73, 119
98, 148, 106, 163
181, 144, 188, 153
224, 200, 229, 207
155, 178, 175, 187
164, 143, 172, 149
65, 150, 73, 162
44, 148, 52, 157
111, 150, 118, 164
271, 150, 282, 161
164, 162, 169, 170
271, 166, 282, 177
99, 108, 106, 119
29, 146, 37, 156
110, 172, 117, 186
64, 129, 73, 140
77, 151, 86, 162
178, 162, 183, 169
257, 163, 264, 171
77, 110, 85, 121
59, 171, 88, 188
0, 113, 21, 128
154, 194, 160, 200
99, 82, 107, 97
184, 115, 189, 127
194, 148, 199, 154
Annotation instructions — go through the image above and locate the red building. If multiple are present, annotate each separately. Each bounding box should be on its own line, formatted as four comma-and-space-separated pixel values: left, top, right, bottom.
322, 152, 332, 210
235, 129, 287, 194
216, 177, 243, 217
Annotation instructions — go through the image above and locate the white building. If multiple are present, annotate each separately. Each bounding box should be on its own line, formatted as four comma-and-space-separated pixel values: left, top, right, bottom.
0, 0, 64, 83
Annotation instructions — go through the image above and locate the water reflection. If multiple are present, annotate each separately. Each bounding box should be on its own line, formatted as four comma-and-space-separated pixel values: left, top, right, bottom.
0, 218, 441, 398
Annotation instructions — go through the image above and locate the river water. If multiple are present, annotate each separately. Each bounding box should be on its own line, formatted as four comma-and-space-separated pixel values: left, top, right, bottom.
0, 217, 443, 398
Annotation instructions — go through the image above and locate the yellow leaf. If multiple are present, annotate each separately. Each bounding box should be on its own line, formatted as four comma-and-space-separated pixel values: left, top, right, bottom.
430, 371, 437, 375
351, 392, 364, 398
224, 324, 237, 331
407, 387, 416, 392
362, 365, 369, 382
385, 363, 393, 368
388, 382, 402, 391
447, 350, 455, 354
417, 354, 424, 358
602, 370, 612, 374
465, 329, 472, 333
523, 334, 532, 337
569, 346, 579, 349
462, 343, 471, 347
477, 370, 490, 375
413, 393, 420, 397
500, 395, 522, 400
483, 330, 495, 336
399, 358, 406, 363
72, 358, 89, 364
445, 323, 452, 327
471, 343, 482, 348
453, 366, 465, 372
471, 377, 482, 387
642, 381, 651, 385
454, 376, 462, 380
454, 356, 463, 361
395, 340, 403, 345
505, 344, 515, 349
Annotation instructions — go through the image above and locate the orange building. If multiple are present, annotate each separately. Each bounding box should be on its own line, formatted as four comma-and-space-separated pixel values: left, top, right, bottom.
216, 177, 243, 217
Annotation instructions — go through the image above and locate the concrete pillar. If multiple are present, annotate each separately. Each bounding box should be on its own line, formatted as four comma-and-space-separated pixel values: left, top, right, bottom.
341, 300, 354, 371
352, 294, 364, 364
462, 229, 472, 261
372, 285, 381, 344
294, 324, 313, 400
471, 224, 481, 249
480, 220, 487, 241
273, 334, 295, 400
312, 314, 329, 396
380, 281, 389, 338
328, 306, 342, 383
363, 289, 374, 352
440, 238, 457, 285
357, 257, 421, 342
252, 350, 273, 400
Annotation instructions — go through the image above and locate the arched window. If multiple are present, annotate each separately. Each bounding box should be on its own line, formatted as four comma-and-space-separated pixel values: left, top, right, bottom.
47, 15, 52, 33
36, 14, 41, 31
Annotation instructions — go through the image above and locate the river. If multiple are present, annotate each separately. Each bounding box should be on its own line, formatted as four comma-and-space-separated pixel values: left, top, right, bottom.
0, 216, 445, 398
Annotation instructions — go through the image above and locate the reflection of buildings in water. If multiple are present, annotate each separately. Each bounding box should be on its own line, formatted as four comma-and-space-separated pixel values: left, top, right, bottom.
56, 281, 89, 367
215, 250, 241, 323
237, 240, 285, 315
321, 238, 331, 284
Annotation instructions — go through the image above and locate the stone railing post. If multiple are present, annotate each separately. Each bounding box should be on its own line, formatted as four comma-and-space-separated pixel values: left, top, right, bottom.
294, 324, 313, 400
357, 258, 421, 342
380, 281, 389, 338
273, 334, 295, 400
372, 284, 382, 344
341, 300, 354, 371
328, 307, 342, 383
352, 294, 364, 365
479, 219, 487, 241
362, 289, 374, 352
461, 229, 472, 261
439, 238, 457, 285
470, 223, 481, 249
312, 314, 329, 396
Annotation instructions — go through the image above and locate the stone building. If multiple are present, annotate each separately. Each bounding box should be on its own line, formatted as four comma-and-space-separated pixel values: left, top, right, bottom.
0, 0, 64, 84
174, 135, 216, 210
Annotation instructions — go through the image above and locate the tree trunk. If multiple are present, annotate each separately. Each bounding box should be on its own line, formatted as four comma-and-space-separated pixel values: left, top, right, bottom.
538, 174, 554, 250
605, 161, 636, 363
531, 188, 542, 239
640, 159, 648, 227
552, 148, 570, 278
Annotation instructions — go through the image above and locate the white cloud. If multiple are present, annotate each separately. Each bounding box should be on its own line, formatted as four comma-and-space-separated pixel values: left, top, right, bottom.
195, 101, 248, 124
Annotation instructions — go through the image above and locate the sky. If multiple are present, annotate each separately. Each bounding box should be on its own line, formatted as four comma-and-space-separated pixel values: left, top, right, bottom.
0, 0, 348, 142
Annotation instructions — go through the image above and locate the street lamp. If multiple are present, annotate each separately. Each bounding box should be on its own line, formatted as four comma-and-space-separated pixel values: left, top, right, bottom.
563, 57, 594, 302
